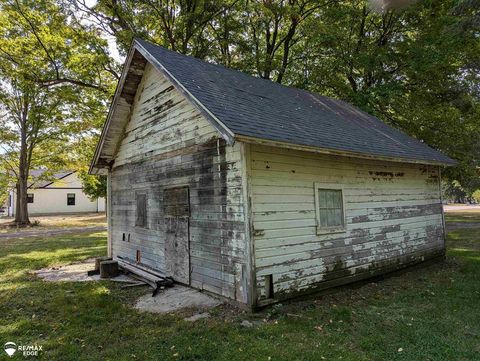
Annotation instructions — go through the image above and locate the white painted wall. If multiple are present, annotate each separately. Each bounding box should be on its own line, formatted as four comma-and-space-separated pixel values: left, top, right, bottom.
26, 188, 99, 214
7, 172, 106, 216
249, 144, 445, 302
7, 190, 14, 217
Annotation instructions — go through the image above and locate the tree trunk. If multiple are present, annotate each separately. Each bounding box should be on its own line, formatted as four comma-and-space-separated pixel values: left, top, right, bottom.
15, 180, 29, 226
14, 120, 30, 226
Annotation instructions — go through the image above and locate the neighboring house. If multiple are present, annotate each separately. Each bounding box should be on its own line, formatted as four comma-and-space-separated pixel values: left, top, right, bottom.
7, 170, 105, 217
90, 39, 455, 309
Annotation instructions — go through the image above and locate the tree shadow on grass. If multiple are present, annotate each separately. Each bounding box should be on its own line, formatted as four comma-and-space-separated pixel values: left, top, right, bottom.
0, 278, 191, 361
0, 248, 105, 278
0, 233, 107, 281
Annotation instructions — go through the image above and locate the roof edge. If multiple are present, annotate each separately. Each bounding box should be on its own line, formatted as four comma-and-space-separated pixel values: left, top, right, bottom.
36, 171, 76, 189
90, 38, 457, 173
89, 41, 139, 175
236, 135, 457, 167
28, 170, 76, 189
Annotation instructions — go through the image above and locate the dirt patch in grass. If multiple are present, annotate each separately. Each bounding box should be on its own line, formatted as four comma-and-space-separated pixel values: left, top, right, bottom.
135, 285, 223, 314
34, 258, 134, 283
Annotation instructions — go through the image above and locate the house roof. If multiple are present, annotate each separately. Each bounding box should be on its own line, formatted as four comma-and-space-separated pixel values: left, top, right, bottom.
90, 39, 455, 173
28, 170, 74, 189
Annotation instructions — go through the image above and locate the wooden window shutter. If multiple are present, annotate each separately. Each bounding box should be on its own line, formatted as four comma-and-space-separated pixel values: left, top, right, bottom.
136, 193, 147, 228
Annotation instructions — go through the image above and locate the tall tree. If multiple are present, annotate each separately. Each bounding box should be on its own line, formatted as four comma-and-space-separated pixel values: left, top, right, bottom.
71, 0, 332, 82
0, 81, 66, 224
0, 0, 116, 225
70, 0, 239, 56
289, 0, 480, 192
238, 0, 332, 82
72, 0, 479, 194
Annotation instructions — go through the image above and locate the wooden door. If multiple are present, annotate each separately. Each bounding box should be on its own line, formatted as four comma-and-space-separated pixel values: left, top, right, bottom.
164, 187, 190, 284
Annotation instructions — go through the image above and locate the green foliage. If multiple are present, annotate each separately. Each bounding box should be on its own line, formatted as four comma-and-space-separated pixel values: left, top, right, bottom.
1, 0, 478, 196
0, 0, 117, 222
76, 0, 479, 191
444, 180, 468, 203
0, 166, 8, 206
472, 189, 480, 203
73, 134, 108, 200
79, 172, 107, 200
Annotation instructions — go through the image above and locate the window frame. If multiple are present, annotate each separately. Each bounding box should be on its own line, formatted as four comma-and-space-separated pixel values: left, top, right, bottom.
27, 193, 34, 204
67, 193, 76, 206
314, 183, 347, 235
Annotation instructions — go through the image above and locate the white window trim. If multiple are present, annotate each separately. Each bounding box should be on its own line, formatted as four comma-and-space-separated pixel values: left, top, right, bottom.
314, 182, 347, 235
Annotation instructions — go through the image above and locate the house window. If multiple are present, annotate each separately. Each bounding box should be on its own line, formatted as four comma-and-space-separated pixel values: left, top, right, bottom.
67, 193, 76, 206
27, 194, 34, 203
136, 193, 147, 228
314, 183, 346, 234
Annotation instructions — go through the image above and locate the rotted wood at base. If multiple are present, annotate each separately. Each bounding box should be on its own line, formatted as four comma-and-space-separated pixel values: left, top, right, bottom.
254, 249, 445, 309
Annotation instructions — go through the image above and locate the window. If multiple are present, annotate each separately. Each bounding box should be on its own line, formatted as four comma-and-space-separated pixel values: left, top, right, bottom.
314, 184, 345, 234
27, 193, 34, 203
67, 193, 76, 206
136, 193, 147, 228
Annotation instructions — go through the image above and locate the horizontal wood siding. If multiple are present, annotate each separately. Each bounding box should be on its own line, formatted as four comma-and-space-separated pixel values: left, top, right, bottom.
250, 144, 445, 302
110, 63, 247, 300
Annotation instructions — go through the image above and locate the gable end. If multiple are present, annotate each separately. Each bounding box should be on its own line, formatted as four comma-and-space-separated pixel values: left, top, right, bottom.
90, 41, 234, 175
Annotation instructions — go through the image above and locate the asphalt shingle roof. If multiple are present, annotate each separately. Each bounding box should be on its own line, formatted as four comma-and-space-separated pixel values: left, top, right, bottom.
137, 39, 455, 165
28, 170, 74, 188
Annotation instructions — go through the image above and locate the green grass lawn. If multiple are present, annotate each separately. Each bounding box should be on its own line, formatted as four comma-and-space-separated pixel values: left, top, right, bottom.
445, 210, 480, 223
0, 213, 106, 234
0, 220, 479, 360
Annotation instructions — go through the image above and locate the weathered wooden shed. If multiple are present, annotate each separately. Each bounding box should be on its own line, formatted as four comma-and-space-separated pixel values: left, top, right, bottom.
90, 39, 455, 308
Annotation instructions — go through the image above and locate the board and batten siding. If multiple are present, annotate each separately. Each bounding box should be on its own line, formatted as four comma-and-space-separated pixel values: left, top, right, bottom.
109, 63, 248, 301
249, 144, 445, 303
